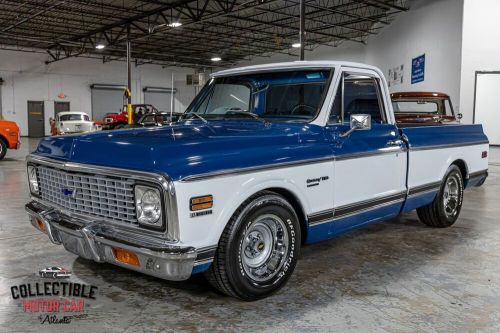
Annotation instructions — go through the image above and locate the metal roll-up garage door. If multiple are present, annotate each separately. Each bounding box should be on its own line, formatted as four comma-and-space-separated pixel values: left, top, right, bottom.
143, 87, 176, 113
91, 84, 127, 121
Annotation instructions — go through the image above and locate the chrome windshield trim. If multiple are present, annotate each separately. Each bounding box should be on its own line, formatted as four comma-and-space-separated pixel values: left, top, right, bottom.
26, 154, 180, 242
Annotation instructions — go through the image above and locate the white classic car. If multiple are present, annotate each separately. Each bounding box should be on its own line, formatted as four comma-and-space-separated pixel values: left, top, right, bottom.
39, 266, 71, 279
26, 61, 489, 300
55, 111, 97, 135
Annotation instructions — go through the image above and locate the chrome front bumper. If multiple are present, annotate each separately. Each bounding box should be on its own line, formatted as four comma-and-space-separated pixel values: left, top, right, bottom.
26, 200, 197, 281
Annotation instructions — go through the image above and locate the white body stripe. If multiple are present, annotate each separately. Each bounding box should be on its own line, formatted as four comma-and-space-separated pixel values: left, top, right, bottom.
408, 144, 489, 190
334, 152, 406, 208
174, 161, 334, 249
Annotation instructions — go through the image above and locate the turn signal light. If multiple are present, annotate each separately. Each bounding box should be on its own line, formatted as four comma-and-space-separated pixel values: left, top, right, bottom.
190, 195, 213, 211
36, 218, 46, 233
112, 248, 140, 267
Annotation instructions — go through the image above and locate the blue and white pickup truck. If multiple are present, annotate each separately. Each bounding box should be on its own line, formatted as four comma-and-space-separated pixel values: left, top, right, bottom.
25, 61, 489, 300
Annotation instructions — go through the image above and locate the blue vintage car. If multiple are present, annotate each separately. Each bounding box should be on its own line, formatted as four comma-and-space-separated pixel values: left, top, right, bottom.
25, 61, 489, 300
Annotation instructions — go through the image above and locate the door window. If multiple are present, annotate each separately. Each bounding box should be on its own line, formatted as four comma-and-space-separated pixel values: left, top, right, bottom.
343, 74, 386, 124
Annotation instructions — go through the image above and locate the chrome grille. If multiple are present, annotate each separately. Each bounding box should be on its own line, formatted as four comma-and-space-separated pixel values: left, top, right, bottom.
37, 165, 137, 224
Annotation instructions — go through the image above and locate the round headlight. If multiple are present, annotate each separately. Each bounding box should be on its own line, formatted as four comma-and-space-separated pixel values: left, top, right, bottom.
135, 186, 162, 227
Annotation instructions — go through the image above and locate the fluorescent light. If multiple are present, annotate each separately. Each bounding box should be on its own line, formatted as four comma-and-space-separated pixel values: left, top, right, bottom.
292, 42, 301, 48
168, 22, 182, 28
95, 44, 106, 49
211, 57, 222, 62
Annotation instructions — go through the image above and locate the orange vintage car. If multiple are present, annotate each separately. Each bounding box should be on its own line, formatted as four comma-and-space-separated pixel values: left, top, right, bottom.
0, 119, 20, 160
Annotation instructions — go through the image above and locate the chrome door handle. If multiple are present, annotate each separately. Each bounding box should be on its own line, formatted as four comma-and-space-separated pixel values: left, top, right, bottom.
387, 139, 403, 146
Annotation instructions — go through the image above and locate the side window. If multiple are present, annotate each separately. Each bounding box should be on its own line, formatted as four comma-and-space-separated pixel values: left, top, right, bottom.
343, 74, 386, 124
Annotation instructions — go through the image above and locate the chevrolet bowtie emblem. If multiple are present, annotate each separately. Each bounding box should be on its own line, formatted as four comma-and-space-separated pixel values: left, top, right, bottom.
62, 188, 77, 199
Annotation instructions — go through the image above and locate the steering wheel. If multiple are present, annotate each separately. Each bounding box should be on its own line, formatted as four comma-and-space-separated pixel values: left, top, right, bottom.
290, 104, 316, 116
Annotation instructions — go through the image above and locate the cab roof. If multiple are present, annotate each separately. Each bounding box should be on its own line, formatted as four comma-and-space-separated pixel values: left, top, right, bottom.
57, 111, 89, 116
212, 61, 383, 78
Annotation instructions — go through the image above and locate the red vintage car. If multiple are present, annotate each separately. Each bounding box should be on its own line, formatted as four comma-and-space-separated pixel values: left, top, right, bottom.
391, 92, 460, 125
100, 104, 159, 130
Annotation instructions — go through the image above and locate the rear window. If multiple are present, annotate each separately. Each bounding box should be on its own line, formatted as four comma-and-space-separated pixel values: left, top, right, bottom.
392, 100, 439, 113
59, 114, 89, 121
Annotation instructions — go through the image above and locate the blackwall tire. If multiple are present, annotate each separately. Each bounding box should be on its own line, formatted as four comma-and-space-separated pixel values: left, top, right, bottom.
0, 139, 7, 160
417, 165, 464, 228
205, 191, 301, 301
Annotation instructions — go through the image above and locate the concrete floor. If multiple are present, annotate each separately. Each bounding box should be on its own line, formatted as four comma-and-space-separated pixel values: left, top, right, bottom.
1, 138, 500, 332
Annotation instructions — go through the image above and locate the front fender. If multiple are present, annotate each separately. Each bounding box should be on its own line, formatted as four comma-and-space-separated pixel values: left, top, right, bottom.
173, 161, 334, 248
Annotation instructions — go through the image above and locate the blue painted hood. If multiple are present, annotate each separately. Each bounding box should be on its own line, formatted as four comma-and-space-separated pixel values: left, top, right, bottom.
33, 121, 331, 181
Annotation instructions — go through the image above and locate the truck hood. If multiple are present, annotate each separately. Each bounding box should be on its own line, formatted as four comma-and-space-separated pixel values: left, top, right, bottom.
33, 121, 330, 181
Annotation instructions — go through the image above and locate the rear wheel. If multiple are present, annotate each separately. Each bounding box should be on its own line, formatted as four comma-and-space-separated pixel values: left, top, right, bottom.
114, 124, 125, 129
0, 139, 7, 160
205, 191, 301, 301
417, 165, 464, 227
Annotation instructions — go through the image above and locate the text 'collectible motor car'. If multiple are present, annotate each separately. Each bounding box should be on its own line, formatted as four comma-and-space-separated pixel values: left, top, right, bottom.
25, 61, 489, 300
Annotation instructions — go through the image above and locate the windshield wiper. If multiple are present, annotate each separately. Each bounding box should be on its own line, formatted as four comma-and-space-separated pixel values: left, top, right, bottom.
223, 110, 269, 124
180, 112, 208, 124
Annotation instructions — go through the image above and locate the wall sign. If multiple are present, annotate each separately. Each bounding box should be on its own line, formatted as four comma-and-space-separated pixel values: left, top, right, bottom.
411, 54, 425, 84
388, 64, 404, 87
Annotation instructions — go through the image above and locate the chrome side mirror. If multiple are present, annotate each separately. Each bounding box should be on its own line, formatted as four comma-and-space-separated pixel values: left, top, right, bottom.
340, 114, 371, 137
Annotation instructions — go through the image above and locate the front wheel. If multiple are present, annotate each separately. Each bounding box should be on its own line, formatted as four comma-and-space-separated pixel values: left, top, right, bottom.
417, 165, 464, 227
0, 139, 7, 160
205, 191, 301, 301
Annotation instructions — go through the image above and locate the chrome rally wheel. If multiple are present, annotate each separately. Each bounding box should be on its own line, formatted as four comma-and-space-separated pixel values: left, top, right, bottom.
417, 164, 464, 228
206, 191, 301, 301
240, 214, 289, 283
443, 174, 460, 218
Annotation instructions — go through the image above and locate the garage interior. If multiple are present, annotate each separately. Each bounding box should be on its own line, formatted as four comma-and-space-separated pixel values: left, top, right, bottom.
1, 0, 500, 331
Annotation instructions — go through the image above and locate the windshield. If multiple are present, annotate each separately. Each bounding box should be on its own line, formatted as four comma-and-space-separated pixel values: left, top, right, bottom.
186, 69, 333, 122
392, 99, 440, 114
59, 114, 89, 121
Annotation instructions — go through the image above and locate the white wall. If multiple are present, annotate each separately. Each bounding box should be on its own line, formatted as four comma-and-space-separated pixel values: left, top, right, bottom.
236, 41, 366, 66
459, 0, 500, 124
0, 50, 198, 135
365, 0, 463, 112
237, 0, 464, 113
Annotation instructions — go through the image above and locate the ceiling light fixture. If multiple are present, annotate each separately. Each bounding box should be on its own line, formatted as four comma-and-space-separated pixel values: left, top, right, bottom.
292, 42, 301, 48
95, 44, 106, 49
168, 22, 182, 28
211, 57, 222, 62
